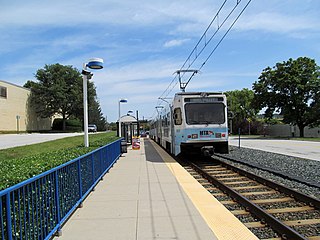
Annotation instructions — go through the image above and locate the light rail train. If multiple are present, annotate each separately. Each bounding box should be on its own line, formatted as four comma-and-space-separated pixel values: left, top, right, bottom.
150, 92, 229, 156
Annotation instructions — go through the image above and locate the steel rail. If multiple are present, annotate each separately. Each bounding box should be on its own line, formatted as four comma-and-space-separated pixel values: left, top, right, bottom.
212, 156, 320, 209
188, 160, 309, 240
214, 153, 320, 189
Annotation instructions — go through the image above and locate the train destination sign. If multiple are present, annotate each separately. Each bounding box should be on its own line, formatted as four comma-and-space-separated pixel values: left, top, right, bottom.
184, 97, 224, 103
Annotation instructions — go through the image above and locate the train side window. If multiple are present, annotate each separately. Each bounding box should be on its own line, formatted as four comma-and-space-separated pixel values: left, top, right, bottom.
174, 108, 182, 125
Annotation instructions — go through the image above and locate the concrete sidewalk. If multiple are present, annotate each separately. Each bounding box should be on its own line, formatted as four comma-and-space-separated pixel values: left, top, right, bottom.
229, 137, 320, 161
0, 133, 82, 149
53, 138, 218, 240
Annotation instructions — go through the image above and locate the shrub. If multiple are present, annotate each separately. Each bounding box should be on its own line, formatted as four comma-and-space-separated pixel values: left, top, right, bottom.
0, 132, 119, 190
52, 118, 82, 132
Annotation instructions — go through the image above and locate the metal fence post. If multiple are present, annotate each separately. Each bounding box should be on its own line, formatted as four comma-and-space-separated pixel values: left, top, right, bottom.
0, 200, 4, 239
77, 160, 83, 203
91, 155, 95, 188
54, 171, 61, 235
100, 149, 104, 180
6, 193, 12, 240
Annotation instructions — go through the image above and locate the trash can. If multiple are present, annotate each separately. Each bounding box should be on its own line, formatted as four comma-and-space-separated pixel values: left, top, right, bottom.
121, 140, 127, 153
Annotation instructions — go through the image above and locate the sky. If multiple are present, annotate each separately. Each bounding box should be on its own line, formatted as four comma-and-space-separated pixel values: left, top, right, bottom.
1, 0, 319, 122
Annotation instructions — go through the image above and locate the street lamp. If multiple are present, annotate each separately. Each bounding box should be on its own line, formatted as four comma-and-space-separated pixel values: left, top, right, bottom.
82, 58, 104, 147
118, 98, 128, 137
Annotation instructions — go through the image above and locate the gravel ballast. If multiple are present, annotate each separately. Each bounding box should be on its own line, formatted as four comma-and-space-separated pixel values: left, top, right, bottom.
217, 146, 320, 199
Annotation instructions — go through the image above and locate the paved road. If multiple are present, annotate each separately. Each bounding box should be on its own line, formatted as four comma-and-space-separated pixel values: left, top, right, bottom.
229, 137, 320, 161
0, 133, 83, 150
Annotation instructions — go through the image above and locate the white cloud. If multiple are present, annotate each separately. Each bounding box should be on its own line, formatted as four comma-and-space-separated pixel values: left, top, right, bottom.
97, 60, 176, 83
0, 0, 213, 28
236, 12, 319, 34
164, 39, 190, 48
2, 0, 319, 122
89, 58, 181, 121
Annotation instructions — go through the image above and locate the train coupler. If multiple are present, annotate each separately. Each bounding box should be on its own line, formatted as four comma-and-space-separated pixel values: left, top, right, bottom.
201, 146, 214, 157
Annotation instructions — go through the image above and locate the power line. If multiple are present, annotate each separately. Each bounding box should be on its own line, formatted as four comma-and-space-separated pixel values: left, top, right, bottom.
199, 0, 252, 71
179, 0, 228, 71
157, 0, 253, 104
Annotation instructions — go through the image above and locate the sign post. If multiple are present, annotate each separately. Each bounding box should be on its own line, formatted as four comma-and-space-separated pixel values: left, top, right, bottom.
16, 115, 20, 133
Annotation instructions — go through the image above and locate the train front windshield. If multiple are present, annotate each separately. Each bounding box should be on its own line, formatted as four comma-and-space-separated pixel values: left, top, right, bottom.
185, 103, 225, 125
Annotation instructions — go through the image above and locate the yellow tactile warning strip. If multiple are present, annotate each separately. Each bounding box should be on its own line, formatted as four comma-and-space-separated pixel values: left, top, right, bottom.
149, 140, 258, 240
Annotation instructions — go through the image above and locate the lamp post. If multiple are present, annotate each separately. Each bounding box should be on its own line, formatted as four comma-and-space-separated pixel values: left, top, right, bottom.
82, 58, 104, 147
118, 98, 128, 137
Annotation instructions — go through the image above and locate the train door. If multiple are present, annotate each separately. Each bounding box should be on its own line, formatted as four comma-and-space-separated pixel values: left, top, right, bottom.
172, 106, 183, 155
170, 106, 175, 154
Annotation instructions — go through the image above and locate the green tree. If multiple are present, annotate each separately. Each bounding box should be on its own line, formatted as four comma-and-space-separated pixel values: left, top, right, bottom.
108, 122, 118, 131
72, 80, 99, 126
225, 88, 259, 134
252, 57, 320, 137
25, 63, 107, 132
25, 64, 83, 130
88, 97, 107, 131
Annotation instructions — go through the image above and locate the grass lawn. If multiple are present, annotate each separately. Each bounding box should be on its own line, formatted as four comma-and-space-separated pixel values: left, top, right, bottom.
0, 132, 119, 190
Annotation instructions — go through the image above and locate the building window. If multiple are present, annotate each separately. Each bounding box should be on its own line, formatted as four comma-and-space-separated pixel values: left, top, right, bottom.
0, 86, 7, 98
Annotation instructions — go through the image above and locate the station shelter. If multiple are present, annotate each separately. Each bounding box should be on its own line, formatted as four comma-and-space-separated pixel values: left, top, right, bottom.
117, 115, 139, 144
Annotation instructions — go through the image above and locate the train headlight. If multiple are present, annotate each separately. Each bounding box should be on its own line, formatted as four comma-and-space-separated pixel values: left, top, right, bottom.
192, 134, 198, 139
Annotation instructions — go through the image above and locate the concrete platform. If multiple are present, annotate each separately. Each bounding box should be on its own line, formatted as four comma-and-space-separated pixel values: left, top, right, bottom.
54, 138, 257, 240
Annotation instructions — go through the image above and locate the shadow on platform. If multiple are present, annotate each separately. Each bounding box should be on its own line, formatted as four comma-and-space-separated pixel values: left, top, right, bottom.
144, 139, 176, 163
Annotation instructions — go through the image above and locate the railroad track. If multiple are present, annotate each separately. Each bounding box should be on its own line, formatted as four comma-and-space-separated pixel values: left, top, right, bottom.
214, 153, 320, 189
179, 157, 320, 240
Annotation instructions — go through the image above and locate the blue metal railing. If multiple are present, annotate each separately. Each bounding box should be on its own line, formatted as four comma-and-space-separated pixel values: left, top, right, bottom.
0, 139, 121, 240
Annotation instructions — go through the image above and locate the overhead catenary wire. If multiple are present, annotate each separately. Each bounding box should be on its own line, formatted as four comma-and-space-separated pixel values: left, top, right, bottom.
158, 0, 229, 102
199, 0, 252, 71
157, 0, 253, 107
184, 0, 245, 72
179, 0, 228, 71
